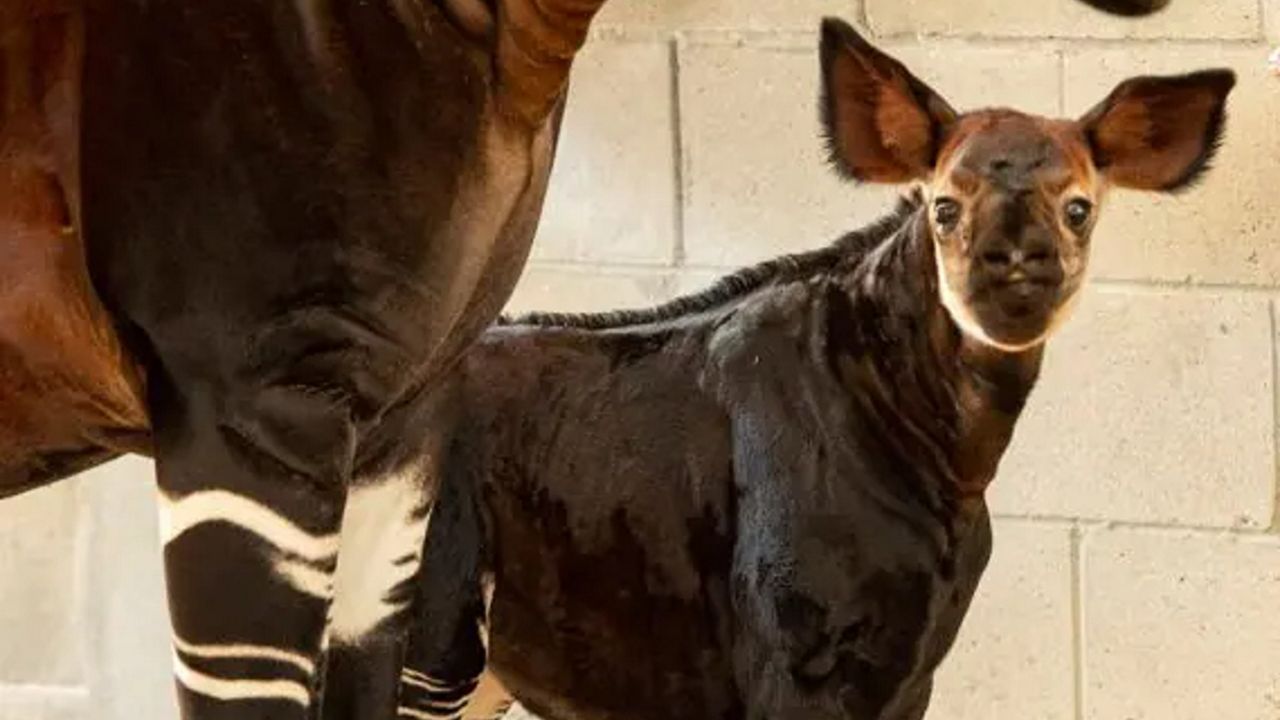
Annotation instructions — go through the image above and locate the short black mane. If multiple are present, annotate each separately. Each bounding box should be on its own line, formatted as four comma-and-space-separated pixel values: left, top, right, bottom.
499, 192, 923, 330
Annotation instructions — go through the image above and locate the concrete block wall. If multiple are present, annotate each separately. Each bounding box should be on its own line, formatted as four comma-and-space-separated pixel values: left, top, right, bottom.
2, 2, 1278, 718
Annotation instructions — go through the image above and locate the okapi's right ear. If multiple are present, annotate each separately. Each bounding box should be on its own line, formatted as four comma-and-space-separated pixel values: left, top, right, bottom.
819, 18, 958, 184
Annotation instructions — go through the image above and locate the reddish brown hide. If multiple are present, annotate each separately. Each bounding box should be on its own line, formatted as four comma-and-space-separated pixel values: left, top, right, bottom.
0, 6, 148, 497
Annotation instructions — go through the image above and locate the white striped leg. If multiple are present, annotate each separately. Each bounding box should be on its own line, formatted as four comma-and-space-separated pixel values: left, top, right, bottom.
158, 484, 343, 718
320, 467, 436, 720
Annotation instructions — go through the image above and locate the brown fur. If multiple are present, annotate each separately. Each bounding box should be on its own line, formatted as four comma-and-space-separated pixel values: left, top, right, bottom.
0, 10, 148, 496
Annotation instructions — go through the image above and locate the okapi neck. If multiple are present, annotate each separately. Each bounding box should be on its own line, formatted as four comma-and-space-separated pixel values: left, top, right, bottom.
830, 209, 1044, 511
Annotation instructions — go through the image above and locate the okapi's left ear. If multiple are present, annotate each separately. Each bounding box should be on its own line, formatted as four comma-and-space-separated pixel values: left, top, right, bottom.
1079, 69, 1236, 192
492, 0, 608, 126
819, 17, 958, 184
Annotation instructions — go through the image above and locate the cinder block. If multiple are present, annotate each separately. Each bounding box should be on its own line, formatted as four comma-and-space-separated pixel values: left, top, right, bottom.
1082, 528, 1280, 719
533, 41, 677, 265
866, 0, 1260, 40
678, 41, 1060, 267
593, 0, 854, 33
1064, 46, 1280, 285
990, 289, 1273, 528
504, 265, 673, 315
930, 520, 1076, 720
0, 481, 85, 686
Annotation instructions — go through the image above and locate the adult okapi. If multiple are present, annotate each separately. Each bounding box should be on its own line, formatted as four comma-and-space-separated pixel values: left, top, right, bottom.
0, 0, 1184, 719
397, 17, 1234, 720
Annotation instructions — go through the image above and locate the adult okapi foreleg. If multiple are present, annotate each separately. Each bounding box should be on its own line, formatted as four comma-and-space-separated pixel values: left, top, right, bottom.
77, 3, 485, 718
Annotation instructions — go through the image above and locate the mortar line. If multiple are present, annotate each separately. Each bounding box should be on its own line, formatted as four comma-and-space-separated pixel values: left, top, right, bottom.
991, 512, 1280, 536
0, 683, 91, 696
1057, 47, 1069, 116
1090, 278, 1280, 298
856, 0, 871, 33
593, 23, 1274, 50
1270, 298, 1280, 531
852, 30, 1266, 46
668, 37, 687, 267
1070, 524, 1086, 720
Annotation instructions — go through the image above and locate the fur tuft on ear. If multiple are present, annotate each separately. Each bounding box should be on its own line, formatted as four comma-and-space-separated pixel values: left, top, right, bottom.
818, 17, 957, 184
1080, 69, 1235, 192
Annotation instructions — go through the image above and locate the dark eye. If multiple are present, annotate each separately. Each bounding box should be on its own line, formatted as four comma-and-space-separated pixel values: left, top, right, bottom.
1064, 198, 1093, 229
934, 198, 961, 230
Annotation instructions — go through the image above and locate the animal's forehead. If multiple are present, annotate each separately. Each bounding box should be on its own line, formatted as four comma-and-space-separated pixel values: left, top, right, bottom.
939, 112, 1086, 191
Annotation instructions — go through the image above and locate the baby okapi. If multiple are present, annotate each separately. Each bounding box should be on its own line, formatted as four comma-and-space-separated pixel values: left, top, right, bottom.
397, 18, 1234, 720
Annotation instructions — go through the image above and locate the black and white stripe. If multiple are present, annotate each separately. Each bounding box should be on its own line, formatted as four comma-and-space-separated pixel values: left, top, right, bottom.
157, 465, 433, 710
398, 668, 478, 720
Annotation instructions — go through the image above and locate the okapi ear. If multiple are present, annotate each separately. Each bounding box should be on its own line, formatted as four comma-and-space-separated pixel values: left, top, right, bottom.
1079, 69, 1235, 192
819, 17, 958, 184
494, 0, 607, 127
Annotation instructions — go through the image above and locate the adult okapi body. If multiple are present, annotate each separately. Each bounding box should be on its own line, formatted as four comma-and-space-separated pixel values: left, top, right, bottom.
399, 18, 1234, 720
0, 0, 1187, 719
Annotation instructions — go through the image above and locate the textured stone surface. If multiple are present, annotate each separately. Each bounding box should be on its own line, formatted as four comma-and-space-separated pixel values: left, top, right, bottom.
678, 40, 1061, 267
532, 41, 677, 265
991, 289, 1274, 528
1083, 529, 1280, 719
0, 481, 84, 686
1064, 46, 1280, 285
930, 521, 1076, 720
866, 0, 1261, 39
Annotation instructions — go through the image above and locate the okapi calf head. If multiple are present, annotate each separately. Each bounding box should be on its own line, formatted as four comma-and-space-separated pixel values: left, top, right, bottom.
821, 18, 1234, 351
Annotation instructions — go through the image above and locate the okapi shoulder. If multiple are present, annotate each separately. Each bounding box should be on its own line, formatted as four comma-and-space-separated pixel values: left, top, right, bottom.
701, 277, 841, 411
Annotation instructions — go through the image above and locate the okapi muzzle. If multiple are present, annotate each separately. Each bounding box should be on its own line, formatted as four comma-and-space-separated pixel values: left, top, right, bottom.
821, 18, 1234, 351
